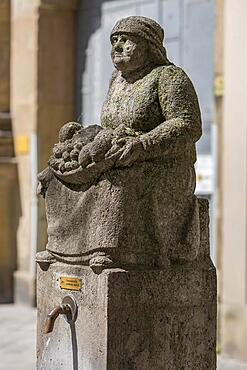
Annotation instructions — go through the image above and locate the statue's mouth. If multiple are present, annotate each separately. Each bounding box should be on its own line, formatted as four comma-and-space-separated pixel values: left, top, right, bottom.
113, 54, 131, 60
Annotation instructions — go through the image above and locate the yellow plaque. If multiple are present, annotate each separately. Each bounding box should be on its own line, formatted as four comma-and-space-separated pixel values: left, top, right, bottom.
214, 75, 224, 97
15, 135, 29, 154
59, 276, 82, 291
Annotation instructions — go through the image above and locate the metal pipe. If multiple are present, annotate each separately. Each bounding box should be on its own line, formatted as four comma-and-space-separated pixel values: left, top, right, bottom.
44, 305, 64, 334
44, 296, 78, 334
44, 304, 72, 334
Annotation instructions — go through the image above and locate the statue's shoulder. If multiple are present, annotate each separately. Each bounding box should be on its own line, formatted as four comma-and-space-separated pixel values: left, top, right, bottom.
157, 64, 191, 86
157, 65, 197, 101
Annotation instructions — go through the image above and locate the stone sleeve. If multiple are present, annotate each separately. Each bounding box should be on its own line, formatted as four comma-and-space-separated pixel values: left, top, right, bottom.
139, 66, 202, 160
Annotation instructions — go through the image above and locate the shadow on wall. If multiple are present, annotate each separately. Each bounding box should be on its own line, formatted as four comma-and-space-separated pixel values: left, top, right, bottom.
76, 0, 107, 120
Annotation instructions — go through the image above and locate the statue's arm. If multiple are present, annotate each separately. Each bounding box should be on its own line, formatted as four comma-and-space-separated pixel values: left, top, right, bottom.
140, 66, 202, 158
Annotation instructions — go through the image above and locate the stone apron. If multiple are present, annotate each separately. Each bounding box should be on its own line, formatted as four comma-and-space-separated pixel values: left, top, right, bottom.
45, 156, 199, 267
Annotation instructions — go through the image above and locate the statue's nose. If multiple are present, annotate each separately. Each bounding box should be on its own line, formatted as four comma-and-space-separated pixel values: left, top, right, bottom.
114, 41, 123, 52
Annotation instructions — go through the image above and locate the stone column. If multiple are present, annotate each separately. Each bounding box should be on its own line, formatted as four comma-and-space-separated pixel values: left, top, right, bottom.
11, 0, 39, 305
11, 0, 78, 305
0, 0, 18, 303
0, 158, 19, 303
214, 0, 224, 349
220, 0, 247, 361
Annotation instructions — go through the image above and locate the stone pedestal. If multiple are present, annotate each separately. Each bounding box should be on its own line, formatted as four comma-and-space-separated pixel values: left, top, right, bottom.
37, 260, 216, 370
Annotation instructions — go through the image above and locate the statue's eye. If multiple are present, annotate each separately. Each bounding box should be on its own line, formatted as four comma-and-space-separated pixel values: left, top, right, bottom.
111, 36, 118, 44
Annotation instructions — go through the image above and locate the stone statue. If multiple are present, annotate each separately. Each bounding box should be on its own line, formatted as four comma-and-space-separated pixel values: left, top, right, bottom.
36, 17, 216, 370
37, 16, 203, 272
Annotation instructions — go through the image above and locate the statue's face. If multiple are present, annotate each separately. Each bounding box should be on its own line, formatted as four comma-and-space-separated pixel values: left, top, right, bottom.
111, 33, 148, 72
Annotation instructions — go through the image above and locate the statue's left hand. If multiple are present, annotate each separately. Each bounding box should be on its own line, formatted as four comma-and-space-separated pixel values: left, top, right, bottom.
105, 137, 143, 167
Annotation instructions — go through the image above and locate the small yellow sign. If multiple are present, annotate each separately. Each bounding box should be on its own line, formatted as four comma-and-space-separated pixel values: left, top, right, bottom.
214, 75, 224, 97
15, 135, 29, 155
59, 276, 82, 291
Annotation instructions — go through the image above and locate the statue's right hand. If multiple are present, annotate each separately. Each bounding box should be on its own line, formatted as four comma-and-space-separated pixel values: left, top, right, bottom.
79, 128, 114, 167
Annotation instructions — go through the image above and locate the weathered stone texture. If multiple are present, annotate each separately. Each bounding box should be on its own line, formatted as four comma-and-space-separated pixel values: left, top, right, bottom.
37, 259, 216, 370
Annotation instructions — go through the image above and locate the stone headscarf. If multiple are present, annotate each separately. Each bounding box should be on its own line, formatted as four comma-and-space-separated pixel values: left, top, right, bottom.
111, 16, 172, 66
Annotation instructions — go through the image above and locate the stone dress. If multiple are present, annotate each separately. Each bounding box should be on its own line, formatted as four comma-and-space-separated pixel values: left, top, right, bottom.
39, 64, 202, 267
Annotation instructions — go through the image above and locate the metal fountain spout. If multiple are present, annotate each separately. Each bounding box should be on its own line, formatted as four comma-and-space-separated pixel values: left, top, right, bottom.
44, 295, 78, 334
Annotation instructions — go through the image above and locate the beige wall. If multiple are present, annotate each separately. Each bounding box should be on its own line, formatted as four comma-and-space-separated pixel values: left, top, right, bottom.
221, 0, 247, 360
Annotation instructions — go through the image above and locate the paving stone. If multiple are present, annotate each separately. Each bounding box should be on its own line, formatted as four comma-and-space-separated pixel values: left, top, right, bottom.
0, 304, 36, 370
218, 356, 247, 370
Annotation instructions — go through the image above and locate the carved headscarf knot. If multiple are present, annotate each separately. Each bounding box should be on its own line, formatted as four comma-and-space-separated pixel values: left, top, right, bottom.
111, 16, 171, 65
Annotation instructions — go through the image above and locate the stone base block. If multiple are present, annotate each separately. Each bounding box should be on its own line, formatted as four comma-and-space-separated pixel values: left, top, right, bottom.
37, 261, 216, 370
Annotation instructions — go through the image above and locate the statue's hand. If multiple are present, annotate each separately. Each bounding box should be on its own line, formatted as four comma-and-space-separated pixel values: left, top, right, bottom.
105, 137, 143, 167
104, 138, 126, 161
79, 128, 113, 167
117, 137, 144, 167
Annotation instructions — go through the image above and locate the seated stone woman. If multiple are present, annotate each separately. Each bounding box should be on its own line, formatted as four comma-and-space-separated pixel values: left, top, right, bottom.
37, 16, 203, 272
